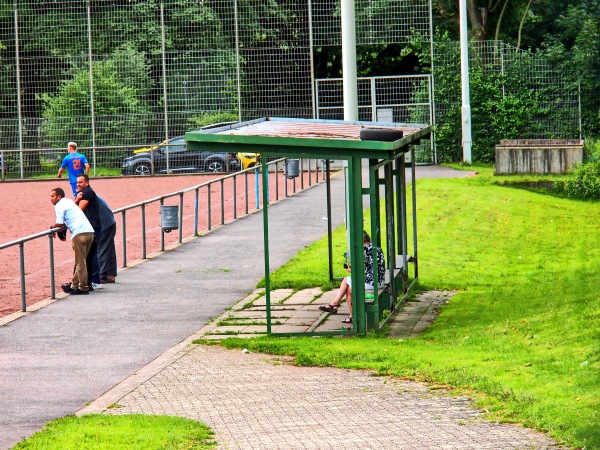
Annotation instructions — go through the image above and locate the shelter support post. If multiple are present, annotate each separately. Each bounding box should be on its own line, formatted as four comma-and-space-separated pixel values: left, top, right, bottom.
411, 146, 419, 278
325, 160, 335, 282
261, 156, 272, 334
348, 156, 366, 334
366, 160, 381, 330
384, 161, 396, 310
397, 156, 409, 292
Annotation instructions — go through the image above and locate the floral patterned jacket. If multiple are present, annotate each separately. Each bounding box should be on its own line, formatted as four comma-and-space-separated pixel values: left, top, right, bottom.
364, 243, 385, 286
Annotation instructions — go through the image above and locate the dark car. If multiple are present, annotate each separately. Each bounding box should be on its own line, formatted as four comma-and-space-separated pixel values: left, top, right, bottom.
122, 136, 240, 175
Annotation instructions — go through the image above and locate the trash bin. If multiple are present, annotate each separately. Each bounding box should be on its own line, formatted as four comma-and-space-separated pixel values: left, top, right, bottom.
285, 158, 300, 179
160, 205, 179, 233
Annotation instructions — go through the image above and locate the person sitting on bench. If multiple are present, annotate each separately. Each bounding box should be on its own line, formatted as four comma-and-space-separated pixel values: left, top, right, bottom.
320, 230, 385, 324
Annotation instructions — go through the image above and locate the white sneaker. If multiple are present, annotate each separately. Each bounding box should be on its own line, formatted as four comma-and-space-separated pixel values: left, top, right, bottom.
91, 283, 103, 289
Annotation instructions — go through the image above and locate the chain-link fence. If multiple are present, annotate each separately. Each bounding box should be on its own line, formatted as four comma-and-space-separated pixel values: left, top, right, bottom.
0, 1, 593, 175
315, 75, 435, 163
432, 40, 589, 162
0, 0, 432, 177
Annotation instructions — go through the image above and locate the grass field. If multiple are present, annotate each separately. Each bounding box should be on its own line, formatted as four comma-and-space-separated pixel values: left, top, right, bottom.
218, 165, 599, 449
13, 414, 215, 449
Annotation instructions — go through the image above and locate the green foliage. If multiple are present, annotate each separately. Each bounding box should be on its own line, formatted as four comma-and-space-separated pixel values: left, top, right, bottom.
219, 169, 600, 448
189, 112, 239, 128
554, 160, 600, 200
432, 32, 581, 162
14, 414, 216, 449
40, 51, 153, 162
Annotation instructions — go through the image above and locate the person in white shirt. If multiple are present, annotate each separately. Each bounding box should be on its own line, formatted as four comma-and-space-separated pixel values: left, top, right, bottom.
50, 187, 95, 295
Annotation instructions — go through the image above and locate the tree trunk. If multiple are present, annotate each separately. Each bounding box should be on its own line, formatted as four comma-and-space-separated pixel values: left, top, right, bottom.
466, 0, 486, 40
516, 0, 533, 50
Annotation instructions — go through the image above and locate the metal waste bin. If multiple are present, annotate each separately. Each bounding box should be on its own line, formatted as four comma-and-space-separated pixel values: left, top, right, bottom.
285, 158, 300, 179
160, 205, 179, 232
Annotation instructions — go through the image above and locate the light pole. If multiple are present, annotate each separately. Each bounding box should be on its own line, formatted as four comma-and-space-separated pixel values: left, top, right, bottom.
459, 0, 472, 163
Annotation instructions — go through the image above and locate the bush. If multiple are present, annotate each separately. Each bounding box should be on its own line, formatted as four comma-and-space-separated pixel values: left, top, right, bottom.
554, 159, 600, 200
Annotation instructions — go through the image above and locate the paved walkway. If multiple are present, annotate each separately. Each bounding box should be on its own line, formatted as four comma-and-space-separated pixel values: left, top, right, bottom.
80, 304, 560, 449
1, 166, 560, 449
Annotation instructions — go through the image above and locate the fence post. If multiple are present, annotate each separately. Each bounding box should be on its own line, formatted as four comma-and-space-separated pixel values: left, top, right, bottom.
19, 242, 26, 312
233, 175, 237, 219
121, 210, 127, 267
179, 193, 184, 243
141, 204, 147, 259
220, 179, 225, 225
207, 185, 212, 230
160, 198, 165, 251
194, 188, 200, 236
49, 234, 56, 300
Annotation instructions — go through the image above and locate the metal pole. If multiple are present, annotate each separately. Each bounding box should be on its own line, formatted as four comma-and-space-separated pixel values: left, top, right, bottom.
275, 161, 280, 200
399, 157, 408, 291
368, 162, 380, 330
160, 1, 169, 175
261, 156, 272, 334
160, 199, 165, 251
233, 175, 237, 219
234, 0, 243, 122
307, 0, 317, 119
428, 0, 438, 164
348, 156, 366, 334
411, 147, 418, 279
341, 0, 358, 121
49, 234, 56, 299
207, 186, 212, 230
179, 193, 183, 243
428, 75, 436, 164
384, 162, 396, 309
87, 0, 97, 175
121, 211, 127, 268
20, 242, 26, 312
13, 1, 24, 179
194, 188, 199, 235
577, 81, 583, 141
220, 179, 225, 225
326, 160, 334, 282
459, 0, 472, 163
371, 78, 376, 121
255, 167, 259, 209
341, 0, 358, 269
244, 171, 249, 215
141, 204, 147, 259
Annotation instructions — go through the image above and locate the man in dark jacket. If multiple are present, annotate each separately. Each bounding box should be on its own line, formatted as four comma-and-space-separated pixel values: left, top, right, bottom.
75, 175, 117, 287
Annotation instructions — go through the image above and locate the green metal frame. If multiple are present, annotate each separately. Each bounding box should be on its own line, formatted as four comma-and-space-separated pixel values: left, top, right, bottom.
186, 118, 431, 335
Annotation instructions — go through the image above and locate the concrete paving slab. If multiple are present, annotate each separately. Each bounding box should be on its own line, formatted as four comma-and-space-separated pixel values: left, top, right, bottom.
283, 318, 316, 326
252, 289, 294, 306
226, 310, 266, 319
282, 288, 322, 304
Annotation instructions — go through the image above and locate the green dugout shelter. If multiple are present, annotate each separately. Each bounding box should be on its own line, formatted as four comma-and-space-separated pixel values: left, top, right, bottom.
186, 117, 431, 335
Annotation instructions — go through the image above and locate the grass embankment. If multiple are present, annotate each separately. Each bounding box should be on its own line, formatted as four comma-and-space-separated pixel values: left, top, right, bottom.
217, 166, 599, 449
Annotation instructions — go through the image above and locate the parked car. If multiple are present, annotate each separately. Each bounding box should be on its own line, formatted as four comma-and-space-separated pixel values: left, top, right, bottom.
122, 136, 240, 175
238, 152, 259, 169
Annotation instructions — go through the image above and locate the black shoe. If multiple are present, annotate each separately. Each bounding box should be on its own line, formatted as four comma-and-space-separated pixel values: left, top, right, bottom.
61, 284, 74, 293
70, 289, 89, 295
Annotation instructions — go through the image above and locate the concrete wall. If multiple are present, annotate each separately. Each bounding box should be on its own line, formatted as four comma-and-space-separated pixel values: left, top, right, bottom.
495, 139, 584, 174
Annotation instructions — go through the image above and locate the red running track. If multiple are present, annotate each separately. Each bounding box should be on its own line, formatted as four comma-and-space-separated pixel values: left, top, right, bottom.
0, 170, 318, 317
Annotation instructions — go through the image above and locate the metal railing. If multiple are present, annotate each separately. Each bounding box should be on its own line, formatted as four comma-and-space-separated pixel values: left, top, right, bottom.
0, 158, 326, 315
